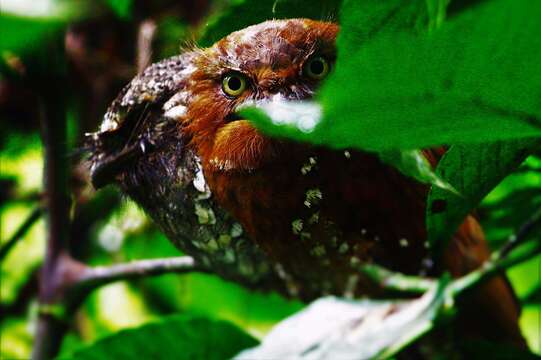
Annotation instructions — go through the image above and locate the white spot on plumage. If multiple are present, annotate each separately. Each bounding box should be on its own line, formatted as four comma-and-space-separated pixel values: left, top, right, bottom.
99, 118, 119, 132
193, 161, 209, 193
164, 104, 187, 119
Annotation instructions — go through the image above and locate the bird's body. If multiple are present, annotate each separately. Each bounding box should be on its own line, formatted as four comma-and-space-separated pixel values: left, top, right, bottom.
88, 19, 525, 347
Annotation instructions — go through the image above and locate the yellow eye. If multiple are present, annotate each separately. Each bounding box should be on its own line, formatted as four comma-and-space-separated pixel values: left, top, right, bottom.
222, 73, 247, 97
303, 56, 330, 80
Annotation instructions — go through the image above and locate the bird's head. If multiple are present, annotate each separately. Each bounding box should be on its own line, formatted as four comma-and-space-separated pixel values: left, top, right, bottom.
88, 19, 337, 187
180, 19, 338, 171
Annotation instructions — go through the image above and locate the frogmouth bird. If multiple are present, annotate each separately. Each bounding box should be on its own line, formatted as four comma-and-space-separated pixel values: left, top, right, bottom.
87, 19, 525, 346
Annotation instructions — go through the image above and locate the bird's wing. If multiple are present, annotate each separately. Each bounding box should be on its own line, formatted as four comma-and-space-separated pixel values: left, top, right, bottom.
87, 53, 196, 188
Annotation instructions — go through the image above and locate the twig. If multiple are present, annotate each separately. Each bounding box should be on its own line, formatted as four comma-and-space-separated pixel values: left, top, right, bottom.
76, 256, 206, 291
33, 253, 205, 359
497, 206, 541, 258
450, 238, 541, 297
0, 206, 43, 261
450, 206, 541, 296
362, 205, 541, 297
448, 205, 541, 296
360, 264, 435, 294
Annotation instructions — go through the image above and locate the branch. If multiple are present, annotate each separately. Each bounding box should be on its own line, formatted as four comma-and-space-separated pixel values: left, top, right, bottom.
0, 206, 43, 261
76, 256, 207, 291
361, 206, 541, 297
35, 256, 207, 333
33, 255, 206, 358
32, 37, 71, 360
360, 264, 435, 294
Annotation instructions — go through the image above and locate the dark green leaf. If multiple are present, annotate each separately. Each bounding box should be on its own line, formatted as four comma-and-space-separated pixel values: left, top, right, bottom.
336, 0, 430, 57
60, 315, 258, 360
321, 0, 541, 150
425, 0, 451, 31
426, 140, 540, 257
481, 187, 541, 248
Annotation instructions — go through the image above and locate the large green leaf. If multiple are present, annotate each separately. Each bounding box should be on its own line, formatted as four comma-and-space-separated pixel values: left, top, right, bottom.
241, 104, 454, 189
426, 140, 540, 257
246, 0, 541, 150
59, 315, 258, 360
336, 0, 430, 56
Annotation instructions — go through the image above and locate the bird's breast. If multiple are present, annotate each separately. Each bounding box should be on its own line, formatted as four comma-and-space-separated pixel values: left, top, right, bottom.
204, 144, 430, 299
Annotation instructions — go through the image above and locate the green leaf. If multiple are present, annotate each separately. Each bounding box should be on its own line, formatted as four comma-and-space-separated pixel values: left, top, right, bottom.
199, 0, 342, 47
426, 140, 540, 257
336, 0, 430, 57
60, 315, 258, 360
245, 0, 541, 151
242, 103, 455, 190
379, 149, 457, 192
425, 0, 451, 31
320, 0, 541, 150
480, 164, 541, 248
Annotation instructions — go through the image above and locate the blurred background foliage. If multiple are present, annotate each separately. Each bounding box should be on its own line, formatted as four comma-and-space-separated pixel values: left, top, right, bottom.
0, 1, 305, 358
0, 0, 539, 359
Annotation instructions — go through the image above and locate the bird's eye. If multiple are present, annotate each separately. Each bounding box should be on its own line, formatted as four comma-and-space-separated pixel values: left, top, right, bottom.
222, 73, 247, 97
303, 56, 330, 80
